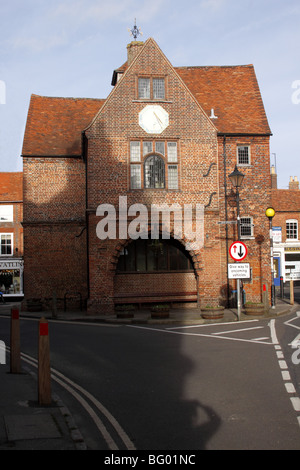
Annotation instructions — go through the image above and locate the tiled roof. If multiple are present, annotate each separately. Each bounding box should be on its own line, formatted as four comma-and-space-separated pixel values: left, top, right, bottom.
272, 189, 300, 211
22, 95, 105, 156
111, 61, 271, 135
176, 65, 271, 135
22, 59, 271, 157
0, 172, 23, 201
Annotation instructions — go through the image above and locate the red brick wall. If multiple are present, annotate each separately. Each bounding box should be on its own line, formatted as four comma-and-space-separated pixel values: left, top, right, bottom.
217, 135, 272, 303
0, 172, 23, 256
85, 39, 222, 313
272, 189, 300, 241
22, 158, 87, 305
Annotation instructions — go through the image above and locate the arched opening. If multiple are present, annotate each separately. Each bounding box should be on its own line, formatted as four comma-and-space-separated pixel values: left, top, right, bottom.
113, 237, 198, 308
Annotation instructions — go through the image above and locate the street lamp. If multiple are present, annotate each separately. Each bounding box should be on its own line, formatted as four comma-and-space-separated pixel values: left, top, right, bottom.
229, 166, 245, 241
265, 207, 276, 308
229, 165, 245, 320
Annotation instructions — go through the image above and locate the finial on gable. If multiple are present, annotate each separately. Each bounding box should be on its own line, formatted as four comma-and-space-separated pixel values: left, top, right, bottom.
128, 18, 143, 40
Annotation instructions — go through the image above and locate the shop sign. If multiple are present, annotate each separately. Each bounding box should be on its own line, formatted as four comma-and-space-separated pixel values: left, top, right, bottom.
0, 260, 23, 270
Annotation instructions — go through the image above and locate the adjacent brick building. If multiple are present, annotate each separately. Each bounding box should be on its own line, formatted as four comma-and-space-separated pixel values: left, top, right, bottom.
0, 172, 23, 297
271, 169, 300, 284
21, 38, 273, 313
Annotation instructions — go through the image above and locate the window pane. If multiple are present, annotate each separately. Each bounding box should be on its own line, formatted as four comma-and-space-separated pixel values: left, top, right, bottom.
143, 141, 152, 156
138, 78, 150, 99
0, 234, 12, 255
153, 78, 165, 99
155, 141, 165, 155
167, 142, 177, 162
136, 239, 147, 271
168, 165, 178, 190
126, 242, 136, 271
241, 217, 252, 237
144, 155, 165, 189
130, 165, 141, 189
237, 146, 250, 165
147, 242, 157, 271
286, 221, 298, 239
130, 141, 140, 162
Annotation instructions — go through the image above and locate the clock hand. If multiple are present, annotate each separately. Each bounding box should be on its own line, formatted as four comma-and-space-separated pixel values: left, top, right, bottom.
154, 112, 163, 125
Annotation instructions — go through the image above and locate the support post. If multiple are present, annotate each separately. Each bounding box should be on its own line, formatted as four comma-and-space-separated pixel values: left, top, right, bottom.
290, 280, 294, 305
38, 317, 52, 405
10, 308, 21, 374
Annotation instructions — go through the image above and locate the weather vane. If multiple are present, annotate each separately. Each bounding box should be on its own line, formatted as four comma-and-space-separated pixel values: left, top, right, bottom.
128, 19, 143, 40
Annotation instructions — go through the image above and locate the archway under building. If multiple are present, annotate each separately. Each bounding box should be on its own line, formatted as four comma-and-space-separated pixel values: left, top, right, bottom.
113, 237, 199, 309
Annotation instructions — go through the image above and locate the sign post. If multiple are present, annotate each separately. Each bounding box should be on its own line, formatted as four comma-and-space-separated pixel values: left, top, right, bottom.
229, 242, 248, 321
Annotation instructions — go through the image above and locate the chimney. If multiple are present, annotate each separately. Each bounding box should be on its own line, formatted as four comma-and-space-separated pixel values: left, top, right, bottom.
271, 165, 277, 189
127, 41, 144, 65
289, 176, 299, 190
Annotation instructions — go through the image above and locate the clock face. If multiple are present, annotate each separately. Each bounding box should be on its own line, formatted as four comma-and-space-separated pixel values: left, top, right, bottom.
139, 105, 169, 134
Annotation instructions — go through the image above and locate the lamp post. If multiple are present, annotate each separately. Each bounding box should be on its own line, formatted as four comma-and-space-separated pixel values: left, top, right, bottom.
229, 166, 245, 320
265, 207, 276, 308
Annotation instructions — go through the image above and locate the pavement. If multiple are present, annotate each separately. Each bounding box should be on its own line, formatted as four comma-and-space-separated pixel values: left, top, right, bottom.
0, 296, 298, 450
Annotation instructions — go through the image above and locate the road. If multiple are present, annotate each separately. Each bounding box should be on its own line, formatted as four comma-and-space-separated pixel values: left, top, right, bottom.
1, 308, 300, 450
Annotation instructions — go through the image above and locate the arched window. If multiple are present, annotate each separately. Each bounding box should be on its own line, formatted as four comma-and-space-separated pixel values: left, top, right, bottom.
144, 155, 165, 189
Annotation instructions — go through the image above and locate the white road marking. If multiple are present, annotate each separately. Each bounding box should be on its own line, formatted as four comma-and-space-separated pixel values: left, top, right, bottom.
16, 350, 136, 450
270, 319, 300, 431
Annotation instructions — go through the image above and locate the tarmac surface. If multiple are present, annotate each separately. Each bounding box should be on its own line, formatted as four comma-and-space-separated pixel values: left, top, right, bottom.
0, 297, 298, 450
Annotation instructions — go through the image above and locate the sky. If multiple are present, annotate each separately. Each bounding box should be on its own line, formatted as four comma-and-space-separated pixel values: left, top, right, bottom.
0, 0, 299, 189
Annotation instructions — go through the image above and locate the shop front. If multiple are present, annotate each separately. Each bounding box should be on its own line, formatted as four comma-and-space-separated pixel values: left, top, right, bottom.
0, 259, 24, 298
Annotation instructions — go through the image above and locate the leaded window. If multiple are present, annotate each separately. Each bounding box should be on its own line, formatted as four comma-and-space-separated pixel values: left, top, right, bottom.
144, 155, 165, 189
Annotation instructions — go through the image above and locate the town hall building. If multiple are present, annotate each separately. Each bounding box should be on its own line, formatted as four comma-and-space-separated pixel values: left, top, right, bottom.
21, 37, 273, 314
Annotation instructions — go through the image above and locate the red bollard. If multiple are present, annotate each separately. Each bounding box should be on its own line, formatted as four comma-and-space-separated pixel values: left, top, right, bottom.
10, 308, 21, 374
38, 317, 52, 405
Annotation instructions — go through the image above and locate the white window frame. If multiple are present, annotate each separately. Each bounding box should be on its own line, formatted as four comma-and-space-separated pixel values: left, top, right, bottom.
0, 233, 13, 256
240, 217, 253, 238
237, 145, 251, 166
286, 219, 298, 240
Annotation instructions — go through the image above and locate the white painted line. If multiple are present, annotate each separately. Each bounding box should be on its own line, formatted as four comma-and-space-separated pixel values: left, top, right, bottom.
285, 383, 296, 394
282, 370, 291, 381
128, 325, 272, 344
212, 326, 264, 335
279, 360, 288, 369
275, 345, 281, 350
252, 337, 269, 341
276, 351, 284, 359
166, 320, 258, 330
269, 319, 279, 345
290, 397, 300, 412
19, 351, 136, 450
289, 333, 300, 348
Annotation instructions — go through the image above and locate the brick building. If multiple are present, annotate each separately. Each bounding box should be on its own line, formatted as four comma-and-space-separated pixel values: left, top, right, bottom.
21, 38, 273, 313
0, 172, 23, 298
271, 169, 300, 284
